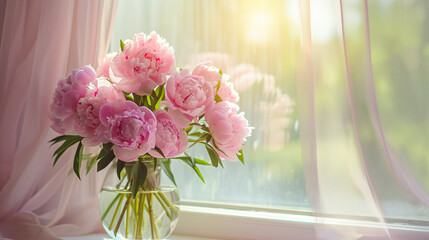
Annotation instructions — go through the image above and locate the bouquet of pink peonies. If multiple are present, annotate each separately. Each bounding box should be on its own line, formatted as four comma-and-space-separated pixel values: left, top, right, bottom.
49, 32, 251, 239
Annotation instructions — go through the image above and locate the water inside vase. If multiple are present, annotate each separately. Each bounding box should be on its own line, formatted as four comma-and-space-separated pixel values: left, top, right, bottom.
99, 187, 180, 240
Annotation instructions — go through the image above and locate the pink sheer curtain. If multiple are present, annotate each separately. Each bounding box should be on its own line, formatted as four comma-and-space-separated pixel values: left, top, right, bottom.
0, 1, 118, 239
298, 0, 429, 239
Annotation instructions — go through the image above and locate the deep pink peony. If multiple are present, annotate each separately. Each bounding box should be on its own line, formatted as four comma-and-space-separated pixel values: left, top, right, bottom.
148, 110, 188, 158
110, 32, 175, 95
74, 78, 124, 146
163, 70, 214, 127
205, 102, 251, 161
96, 52, 117, 78
50, 65, 97, 134
99, 100, 157, 162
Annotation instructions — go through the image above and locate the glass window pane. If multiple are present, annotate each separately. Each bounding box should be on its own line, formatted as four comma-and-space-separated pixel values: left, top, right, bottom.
110, 0, 310, 211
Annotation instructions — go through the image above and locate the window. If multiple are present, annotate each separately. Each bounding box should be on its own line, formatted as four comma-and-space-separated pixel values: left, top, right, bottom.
110, 0, 429, 238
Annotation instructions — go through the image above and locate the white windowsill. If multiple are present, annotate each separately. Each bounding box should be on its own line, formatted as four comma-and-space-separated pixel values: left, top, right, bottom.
174, 203, 429, 240
64, 203, 429, 240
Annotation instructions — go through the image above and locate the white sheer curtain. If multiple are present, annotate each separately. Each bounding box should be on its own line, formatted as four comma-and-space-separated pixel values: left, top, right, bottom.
299, 0, 429, 239
0, 1, 118, 239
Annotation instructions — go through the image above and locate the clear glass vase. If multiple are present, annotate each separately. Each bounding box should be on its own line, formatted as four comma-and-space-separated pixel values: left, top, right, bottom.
99, 159, 180, 239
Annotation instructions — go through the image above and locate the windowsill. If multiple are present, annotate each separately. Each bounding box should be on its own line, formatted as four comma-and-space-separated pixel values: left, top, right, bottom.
63, 233, 219, 240
174, 202, 429, 240
64, 203, 429, 240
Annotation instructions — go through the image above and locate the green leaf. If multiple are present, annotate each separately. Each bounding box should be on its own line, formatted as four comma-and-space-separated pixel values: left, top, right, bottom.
160, 159, 177, 186
212, 138, 228, 157
97, 147, 109, 160
154, 85, 165, 109
116, 160, 125, 179
131, 161, 147, 198
194, 158, 211, 165
133, 94, 143, 106
138, 161, 147, 186
53, 137, 82, 166
203, 143, 220, 168
120, 39, 125, 51
103, 142, 113, 151
130, 161, 140, 198
153, 146, 166, 158
97, 150, 115, 172
124, 92, 134, 101
176, 156, 206, 184
237, 149, 245, 164
153, 158, 158, 171
218, 68, 223, 75
73, 142, 84, 180
49, 135, 80, 145
192, 164, 206, 183
216, 79, 221, 92
214, 94, 223, 103
85, 153, 98, 175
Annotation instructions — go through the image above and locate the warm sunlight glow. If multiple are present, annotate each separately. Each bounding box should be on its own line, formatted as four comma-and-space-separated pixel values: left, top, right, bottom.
246, 11, 273, 43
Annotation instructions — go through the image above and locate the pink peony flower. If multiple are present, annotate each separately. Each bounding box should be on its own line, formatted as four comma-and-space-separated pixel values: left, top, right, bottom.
74, 78, 124, 146
99, 100, 157, 162
205, 102, 251, 161
97, 52, 117, 78
148, 110, 188, 158
50, 65, 97, 134
191, 62, 222, 88
163, 70, 214, 127
110, 32, 175, 95
217, 75, 239, 103
192, 62, 239, 103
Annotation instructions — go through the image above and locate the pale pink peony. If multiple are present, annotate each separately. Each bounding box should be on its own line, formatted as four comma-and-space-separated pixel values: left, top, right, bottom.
99, 100, 157, 162
163, 70, 214, 127
96, 52, 117, 78
191, 62, 222, 88
74, 78, 125, 146
192, 62, 239, 103
148, 110, 188, 158
217, 74, 239, 103
50, 65, 97, 134
110, 32, 175, 95
205, 102, 251, 161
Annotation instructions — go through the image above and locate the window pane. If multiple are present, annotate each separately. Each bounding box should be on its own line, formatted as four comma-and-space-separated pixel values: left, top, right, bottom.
110, 0, 429, 222
110, 0, 310, 211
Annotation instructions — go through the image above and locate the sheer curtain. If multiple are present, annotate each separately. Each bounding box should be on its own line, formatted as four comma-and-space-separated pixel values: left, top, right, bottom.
299, 0, 429, 239
0, 1, 117, 239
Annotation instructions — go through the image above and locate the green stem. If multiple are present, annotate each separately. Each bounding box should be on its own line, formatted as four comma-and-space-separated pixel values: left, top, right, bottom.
136, 192, 146, 238
114, 194, 131, 236
115, 176, 126, 189
126, 196, 130, 238
154, 192, 172, 220
147, 193, 159, 239
109, 194, 125, 230
159, 191, 180, 216
101, 193, 120, 221
133, 195, 140, 239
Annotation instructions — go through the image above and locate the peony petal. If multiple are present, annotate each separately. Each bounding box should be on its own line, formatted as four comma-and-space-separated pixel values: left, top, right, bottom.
99, 100, 138, 126
166, 108, 192, 128
135, 79, 157, 96
113, 145, 144, 162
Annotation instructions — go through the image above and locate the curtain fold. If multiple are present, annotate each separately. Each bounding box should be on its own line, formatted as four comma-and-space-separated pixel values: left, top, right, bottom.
0, 1, 118, 239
